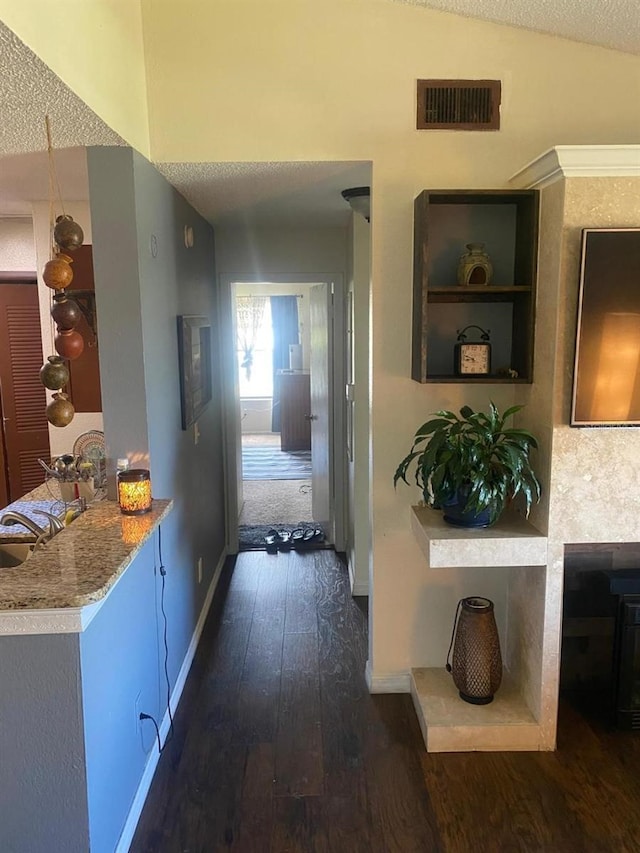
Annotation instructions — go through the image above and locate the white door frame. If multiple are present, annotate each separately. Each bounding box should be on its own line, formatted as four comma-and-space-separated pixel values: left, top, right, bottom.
219, 272, 346, 554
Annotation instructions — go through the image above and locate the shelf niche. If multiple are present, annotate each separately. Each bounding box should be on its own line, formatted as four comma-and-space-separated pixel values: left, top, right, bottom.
412, 189, 539, 383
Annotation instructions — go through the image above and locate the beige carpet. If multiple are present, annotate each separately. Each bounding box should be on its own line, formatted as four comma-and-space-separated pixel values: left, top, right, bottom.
239, 478, 312, 525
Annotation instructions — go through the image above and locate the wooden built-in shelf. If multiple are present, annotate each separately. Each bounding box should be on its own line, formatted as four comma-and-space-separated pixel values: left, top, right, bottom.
412, 188, 539, 383
428, 285, 533, 293
423, 375, 531, 384
411, 505, 548, 568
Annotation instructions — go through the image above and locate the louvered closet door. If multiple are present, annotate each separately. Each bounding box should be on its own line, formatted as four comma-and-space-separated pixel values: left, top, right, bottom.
0, 283, 49, 502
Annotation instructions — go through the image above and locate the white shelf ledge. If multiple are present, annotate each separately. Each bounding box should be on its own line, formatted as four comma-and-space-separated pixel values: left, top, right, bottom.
411, 505, 548, 569
411, 667, 542, 752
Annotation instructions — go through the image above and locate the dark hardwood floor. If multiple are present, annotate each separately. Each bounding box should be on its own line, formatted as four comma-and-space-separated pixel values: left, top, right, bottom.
131, 550, 640, 853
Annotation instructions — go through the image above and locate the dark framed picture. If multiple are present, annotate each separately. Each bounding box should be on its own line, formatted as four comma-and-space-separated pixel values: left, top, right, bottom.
177, 315, 212, 429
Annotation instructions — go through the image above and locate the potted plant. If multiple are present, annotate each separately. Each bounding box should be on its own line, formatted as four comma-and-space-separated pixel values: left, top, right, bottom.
393, 402, 541, 528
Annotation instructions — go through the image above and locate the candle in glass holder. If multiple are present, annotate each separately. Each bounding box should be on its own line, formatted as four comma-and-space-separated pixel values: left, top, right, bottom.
118, 469, 152, 515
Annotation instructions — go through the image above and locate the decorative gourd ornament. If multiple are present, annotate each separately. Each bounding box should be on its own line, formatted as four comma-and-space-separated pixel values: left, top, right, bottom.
53, 214, 84, 252
43, 253, 74, 290
50, 294, 81, 330
55, 328, 85, 360
39, 355, 69, 390
46, 392, 75, 427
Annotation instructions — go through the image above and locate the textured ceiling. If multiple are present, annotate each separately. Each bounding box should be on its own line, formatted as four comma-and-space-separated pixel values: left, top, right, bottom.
0, 23, 125, 155
155, 161, 372, 227
393, 0, 640, 55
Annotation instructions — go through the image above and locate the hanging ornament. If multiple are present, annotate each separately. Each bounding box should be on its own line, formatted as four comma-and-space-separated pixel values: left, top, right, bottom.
53, 214, 84, 252
39, 355, 70, 390
55, 328, 85, 360
43, 252, 74, 290
46, 392, 75, 428
50, 293, 81, 330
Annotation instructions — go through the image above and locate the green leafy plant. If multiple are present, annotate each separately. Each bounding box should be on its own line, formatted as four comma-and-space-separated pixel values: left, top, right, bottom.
393, 402, 541, 525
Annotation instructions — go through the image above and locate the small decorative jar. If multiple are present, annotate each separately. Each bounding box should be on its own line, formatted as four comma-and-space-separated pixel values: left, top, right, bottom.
118, 469, 152, 515
55, 328, 85, 360
39, 355, 70, 390
446, 596, 502, 704
43, 253, 74, 290
53, 214, 84, 252
457, 242, 493, 286
46, 392, 75, 427
51, 294, 81, 330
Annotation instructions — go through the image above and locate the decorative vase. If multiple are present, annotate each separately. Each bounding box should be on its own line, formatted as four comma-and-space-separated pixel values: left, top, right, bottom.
46, 392, 75, 427
446, 597, 503, 704
53, 214, 84, 252
55, 328, 85, 360
457, 242, 493, 286
43, 253, 74, 290
50, 294, 81, 330
39, 355, 70, 390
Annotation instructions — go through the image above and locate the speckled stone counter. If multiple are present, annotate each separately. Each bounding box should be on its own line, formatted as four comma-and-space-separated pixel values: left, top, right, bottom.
0, 498, 173, 629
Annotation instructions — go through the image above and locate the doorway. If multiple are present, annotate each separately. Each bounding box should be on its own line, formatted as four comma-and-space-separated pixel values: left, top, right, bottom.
0, 277, 50, 505
222, 274, 346, 554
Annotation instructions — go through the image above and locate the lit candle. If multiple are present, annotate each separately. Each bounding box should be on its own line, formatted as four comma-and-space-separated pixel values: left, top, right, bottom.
118, 469, 152, 515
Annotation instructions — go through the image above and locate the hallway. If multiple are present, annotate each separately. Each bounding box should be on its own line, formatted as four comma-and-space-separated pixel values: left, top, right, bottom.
132, 550, 640, 852
131, 549, 437, 851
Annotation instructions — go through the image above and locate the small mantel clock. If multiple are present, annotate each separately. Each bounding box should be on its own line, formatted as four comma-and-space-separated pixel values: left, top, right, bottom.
454, 325, 492, 376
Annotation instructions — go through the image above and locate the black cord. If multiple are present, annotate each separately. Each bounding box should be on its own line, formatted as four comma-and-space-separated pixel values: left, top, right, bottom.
158, 526, 175, 747
139, 713, 161, 754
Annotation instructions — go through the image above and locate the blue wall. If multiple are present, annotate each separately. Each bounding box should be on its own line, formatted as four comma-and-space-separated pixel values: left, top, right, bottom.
80, 537, 158, 853
86, 147, 226, 850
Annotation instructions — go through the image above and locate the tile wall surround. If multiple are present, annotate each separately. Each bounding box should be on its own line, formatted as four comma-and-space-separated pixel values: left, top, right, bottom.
520, 149, 640, 749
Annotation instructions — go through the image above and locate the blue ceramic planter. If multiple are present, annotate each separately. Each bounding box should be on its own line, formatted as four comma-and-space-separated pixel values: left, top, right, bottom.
441, 491, 497, 528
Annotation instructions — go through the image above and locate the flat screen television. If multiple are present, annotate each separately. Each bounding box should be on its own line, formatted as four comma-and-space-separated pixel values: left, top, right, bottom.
571, 228, 640, 426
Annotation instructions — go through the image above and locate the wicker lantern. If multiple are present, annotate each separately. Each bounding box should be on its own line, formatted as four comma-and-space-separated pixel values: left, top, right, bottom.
446, 597, 502, 705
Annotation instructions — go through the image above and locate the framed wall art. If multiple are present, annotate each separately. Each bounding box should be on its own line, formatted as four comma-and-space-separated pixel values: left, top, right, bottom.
177, 314, 212, 430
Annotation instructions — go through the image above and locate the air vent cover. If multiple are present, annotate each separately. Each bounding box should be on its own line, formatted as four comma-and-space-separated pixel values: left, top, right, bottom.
417, 80, 501, 130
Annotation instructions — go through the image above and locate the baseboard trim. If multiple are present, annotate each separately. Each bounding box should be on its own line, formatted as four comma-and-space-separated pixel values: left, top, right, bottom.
365, 660, 411, 694
115, 548, 227, 853
352, 580, 369, 596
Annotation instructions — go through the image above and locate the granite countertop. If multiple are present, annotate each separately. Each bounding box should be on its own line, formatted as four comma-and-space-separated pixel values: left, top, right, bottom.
0, 489, 173, 610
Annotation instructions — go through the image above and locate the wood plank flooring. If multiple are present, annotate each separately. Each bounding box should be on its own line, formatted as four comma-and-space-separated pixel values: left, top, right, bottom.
131, 549, 640, 853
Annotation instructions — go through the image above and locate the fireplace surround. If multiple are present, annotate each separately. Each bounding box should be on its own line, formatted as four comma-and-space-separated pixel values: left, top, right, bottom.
563, 546, 640, 731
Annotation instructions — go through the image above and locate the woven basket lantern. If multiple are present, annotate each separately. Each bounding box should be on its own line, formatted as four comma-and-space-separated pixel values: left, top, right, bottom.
447, 597, 503, 705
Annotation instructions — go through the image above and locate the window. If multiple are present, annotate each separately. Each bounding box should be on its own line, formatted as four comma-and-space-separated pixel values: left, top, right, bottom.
236, 295, 273, 397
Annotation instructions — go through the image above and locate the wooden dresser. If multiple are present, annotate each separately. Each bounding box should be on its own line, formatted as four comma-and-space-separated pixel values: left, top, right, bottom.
279, 371, 311, 451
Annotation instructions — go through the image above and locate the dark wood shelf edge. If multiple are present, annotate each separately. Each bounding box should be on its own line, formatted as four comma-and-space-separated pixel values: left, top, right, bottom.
420, 376, 532, 384
428, 285, 533, 293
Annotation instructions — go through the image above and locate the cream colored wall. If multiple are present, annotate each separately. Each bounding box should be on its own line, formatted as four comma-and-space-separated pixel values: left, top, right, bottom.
0, 0, 150, 156
351, 214, 372, 596
141, 0, 640, 681
0, 218, 36, 270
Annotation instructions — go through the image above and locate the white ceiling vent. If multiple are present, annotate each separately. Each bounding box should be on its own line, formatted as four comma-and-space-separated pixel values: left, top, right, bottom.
417, 80, 501, 130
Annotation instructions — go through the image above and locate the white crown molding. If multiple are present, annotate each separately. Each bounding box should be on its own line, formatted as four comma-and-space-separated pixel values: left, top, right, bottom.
510, 145, 640, 189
